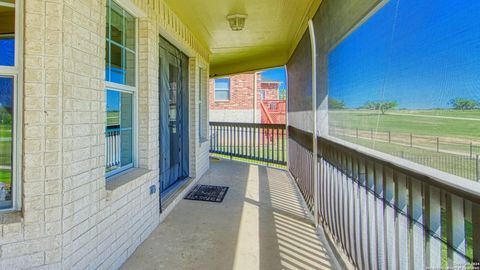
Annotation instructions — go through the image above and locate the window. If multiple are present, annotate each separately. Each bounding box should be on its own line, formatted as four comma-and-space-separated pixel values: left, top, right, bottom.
214, 78, 230, 101
328, 0, 480, 182
105, 0, 136, 176
106, 0, 135, 87
198, 68, 207, 142
0, 0, 20, 210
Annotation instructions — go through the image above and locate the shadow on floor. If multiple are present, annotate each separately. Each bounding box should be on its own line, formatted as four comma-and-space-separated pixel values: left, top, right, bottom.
121, 158, 338, 270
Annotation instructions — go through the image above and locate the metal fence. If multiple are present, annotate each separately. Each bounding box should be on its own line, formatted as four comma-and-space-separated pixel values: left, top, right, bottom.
331, 126, 480, 181
288, 126, 480, 269
209, 122, 287, 165
331, 126, 480, 157
392, 151, 480, 182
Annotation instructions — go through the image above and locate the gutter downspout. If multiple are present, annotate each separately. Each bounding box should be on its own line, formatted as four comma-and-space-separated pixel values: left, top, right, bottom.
308, 19, 319, 227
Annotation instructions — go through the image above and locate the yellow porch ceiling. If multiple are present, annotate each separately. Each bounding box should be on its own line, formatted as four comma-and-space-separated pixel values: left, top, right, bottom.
164, 0, 322, 77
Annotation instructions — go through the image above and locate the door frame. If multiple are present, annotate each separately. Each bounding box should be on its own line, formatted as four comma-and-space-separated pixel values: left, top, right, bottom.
158, 35, 189, 194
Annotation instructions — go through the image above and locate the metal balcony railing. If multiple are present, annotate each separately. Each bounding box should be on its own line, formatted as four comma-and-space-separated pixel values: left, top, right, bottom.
288, 126, 480, 268
209, 122, 287, 165
105, 129, 121, 170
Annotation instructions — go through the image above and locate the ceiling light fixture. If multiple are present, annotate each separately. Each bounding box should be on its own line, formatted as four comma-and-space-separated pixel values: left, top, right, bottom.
227, 14, 247, 31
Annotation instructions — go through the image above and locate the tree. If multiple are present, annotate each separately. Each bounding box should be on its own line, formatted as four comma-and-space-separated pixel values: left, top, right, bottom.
448, 98, 479, 111
328, 97, 346, 110
360, 100, 398, 114
379, 101, 398, 114
360, 101, 378, 110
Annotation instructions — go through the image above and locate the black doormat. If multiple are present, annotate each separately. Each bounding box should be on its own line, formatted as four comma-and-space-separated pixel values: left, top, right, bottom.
184, 185, 229, 203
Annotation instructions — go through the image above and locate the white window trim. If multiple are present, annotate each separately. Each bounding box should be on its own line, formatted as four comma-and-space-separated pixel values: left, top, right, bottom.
105, 0, 139, 179
0, 0, 23, 212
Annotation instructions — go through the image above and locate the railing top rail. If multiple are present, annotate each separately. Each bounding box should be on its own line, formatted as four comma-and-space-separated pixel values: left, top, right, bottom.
209, 122, 286, 129
288, 125, 480, 204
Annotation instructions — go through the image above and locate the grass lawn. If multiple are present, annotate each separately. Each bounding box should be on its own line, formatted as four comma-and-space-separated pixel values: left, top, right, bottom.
107, 111, 120, 126
0, 140, 12, 166
0, 169, 11, 184
329, 110, 480, 140
335, 135, 478, 181
210, 143, 287, 169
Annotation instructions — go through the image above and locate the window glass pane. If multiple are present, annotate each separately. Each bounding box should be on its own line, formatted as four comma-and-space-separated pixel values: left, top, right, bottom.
215, 90, 229, 101
125, 12, 135, 50
120, 92, 133, 165
110, 1, 123, 45
120, 91, 132, 128
105, 1, 136, 87
109, 43, 124, 84
105, 41, 110, 82
125, 50, 135, 86
106, 90, 133, 173
0, 1, 15, 67
328, 0, 480, 181
106, 90, 120, 127
120, 129, 133, 165
215, 79, 230, 90
0, 77, 13, 209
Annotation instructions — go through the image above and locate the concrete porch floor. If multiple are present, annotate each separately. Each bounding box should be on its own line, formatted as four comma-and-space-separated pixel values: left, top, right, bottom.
121, 158, 339, 270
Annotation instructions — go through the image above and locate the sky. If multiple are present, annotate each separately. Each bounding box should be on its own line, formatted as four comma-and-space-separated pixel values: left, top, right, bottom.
328, 0, 480, 109
260, 67, 287, 90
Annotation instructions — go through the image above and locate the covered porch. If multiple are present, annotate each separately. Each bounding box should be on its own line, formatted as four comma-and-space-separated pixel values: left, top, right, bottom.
122, 158, 340, 270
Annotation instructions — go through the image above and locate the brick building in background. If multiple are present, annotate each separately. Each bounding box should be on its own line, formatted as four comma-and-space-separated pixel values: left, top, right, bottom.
209, 73, 286, 123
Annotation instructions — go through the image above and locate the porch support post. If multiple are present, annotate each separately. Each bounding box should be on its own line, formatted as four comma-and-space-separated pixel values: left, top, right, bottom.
308, 19, 319, 227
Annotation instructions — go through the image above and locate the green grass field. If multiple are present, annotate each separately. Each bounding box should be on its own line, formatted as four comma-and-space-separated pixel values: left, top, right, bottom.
210, 144, 287, 169
330, 109, 480, 140
0, 123, 13, 195
330, 109, 480, 181
336, 135, 477, 180
107, 111, 120, 126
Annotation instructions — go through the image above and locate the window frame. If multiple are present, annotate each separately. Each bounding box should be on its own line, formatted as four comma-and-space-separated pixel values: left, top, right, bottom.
0, 0, 23, 212
214, 78, 231, 101
105, 0, 139, 179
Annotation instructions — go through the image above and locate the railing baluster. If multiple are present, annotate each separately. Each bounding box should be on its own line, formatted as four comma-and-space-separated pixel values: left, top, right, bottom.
358, 158, 370, 270
409, 179, 425, 269
384, 167, 396, 270
276, 127, 280, 162
425, 184, 442, 268
346, 155, 354, 264
340, 152, 350, 260
375, 163, 386, 269
395, 173, 409, 269
473, 203, 480, 262
366, 161, 378, 270
446, 193, 467, 266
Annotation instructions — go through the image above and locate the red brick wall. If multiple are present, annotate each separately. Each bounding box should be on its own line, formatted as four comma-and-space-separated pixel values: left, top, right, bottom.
209, 73, 256, 110
209, 73, 281, 110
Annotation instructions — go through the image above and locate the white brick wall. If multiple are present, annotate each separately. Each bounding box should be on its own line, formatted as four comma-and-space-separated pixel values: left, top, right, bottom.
0, 0, 211, 269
